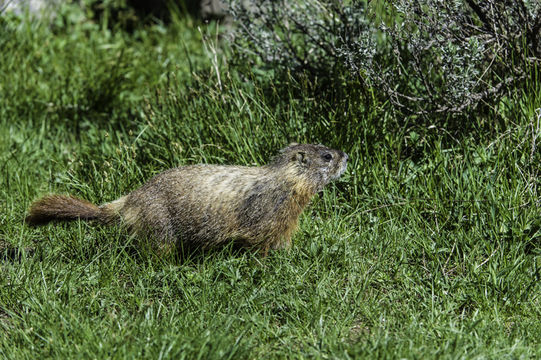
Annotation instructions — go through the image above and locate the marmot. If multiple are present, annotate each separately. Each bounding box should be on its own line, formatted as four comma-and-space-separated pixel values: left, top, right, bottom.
25, 143, 348, 255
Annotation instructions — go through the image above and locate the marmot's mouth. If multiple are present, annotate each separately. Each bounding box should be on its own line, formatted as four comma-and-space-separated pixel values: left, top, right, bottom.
332, 158, 348, 180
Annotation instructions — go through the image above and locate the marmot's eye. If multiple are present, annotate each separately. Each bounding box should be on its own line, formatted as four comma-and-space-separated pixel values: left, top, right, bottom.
323, 153, 333, 161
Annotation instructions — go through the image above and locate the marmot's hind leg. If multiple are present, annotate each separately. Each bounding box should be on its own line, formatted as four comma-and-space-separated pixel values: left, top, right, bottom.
119, 202, 177, 256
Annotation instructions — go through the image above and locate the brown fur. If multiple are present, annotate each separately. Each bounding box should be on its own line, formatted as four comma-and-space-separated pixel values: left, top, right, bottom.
26, 195, 107, 225
25, 144, 348, 255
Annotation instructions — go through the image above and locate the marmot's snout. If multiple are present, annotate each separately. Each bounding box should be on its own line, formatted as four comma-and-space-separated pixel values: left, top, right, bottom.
335, 151, 349, 179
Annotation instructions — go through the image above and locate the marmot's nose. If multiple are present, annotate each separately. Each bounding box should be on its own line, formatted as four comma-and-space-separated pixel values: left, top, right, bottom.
341, 151, 349, 161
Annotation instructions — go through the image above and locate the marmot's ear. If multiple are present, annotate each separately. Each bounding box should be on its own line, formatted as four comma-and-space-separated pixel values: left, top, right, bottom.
281, 142, 299, 153
295, 151, 309, 165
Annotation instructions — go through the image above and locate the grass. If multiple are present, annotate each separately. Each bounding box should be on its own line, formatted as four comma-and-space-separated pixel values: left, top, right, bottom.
1, 4, 540, 359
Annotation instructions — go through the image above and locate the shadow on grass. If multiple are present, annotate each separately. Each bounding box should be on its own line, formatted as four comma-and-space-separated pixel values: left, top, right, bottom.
0, 243, 35, 263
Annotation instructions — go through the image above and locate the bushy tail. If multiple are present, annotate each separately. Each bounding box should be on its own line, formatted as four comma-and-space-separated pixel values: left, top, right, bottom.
25, 194, 110, 226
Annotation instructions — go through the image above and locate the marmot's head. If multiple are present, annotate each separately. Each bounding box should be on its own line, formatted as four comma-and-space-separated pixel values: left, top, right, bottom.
271, 143, 348, 191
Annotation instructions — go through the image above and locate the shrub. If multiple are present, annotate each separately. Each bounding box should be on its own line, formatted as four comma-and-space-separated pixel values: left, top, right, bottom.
228, 0, 541, 118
